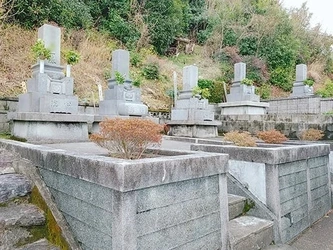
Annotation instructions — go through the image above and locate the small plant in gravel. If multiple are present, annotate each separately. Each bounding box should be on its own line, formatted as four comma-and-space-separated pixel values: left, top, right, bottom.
90, 118, 164, 159
257, 129, 287, 144
299, 128, 324, 141
223, 131, 257, 147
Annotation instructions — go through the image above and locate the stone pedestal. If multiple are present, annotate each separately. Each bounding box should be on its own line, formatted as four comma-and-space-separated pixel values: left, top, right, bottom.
291, 82, 314, 97
219, 101, 269, 115
167, 120, 220, 138
8, 112, 93, 143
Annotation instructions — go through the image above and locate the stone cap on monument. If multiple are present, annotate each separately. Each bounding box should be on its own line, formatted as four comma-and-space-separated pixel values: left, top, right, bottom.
182, 65, 198, 91
111, 49, 130, 81
38, 24, 61, 65
234, 62, 246, 82
296, 64, 307, 82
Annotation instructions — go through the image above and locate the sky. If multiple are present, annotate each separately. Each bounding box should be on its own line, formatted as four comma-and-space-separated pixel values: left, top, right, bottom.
281, 0, 333, 35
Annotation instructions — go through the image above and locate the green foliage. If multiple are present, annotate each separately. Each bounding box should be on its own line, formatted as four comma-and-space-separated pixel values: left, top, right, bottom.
256, 83, 271, 99
142, 63, 160, 80
269, 67, 293, 91
63, 50, 80, 65
316, 79, 333, 98
209, 80, 225, 103
130, 52, 142, 67
241, 78, 254, 86
31, 39, 51, 60
8, 0, 92, 28
198, 79, 214, 89
304, 78, 314, 87
115, 71, 125, 84
192, 86, 211, 99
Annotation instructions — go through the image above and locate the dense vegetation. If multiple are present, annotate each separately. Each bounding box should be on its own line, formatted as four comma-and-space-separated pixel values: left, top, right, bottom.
1, 0, 333, 103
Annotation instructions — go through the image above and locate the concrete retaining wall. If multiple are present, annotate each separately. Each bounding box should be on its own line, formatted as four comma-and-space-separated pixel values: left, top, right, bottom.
0, 139, 229, 250
191, 143, 331, 244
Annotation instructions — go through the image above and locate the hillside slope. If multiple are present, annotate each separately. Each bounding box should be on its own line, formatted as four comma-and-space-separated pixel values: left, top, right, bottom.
0, 25, 222, 110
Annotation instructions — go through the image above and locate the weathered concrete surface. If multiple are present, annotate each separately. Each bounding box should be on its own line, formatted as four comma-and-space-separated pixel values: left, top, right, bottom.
229, 216, 274, 250
264, 245, 297, 250
0, 139, 230, 250
16, 238, 60, 250
0, 174, 32, 203
228, 194, 246, 220
290, 209, 333, 250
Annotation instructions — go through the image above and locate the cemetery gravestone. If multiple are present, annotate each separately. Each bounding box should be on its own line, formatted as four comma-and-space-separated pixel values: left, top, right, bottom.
291, 64, 313, 97
98, 49, 148, 117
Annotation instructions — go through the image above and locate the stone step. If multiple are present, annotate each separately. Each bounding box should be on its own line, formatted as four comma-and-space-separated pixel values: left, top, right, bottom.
0, 203, 45, 228
229, 216, 274, 250
16, 238, 60, 250
0, 174, 32, 203
228, 194, 246, 220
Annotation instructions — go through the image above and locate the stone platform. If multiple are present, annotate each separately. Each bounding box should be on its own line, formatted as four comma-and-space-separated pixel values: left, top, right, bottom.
8, 112, 93, 143
167, 120, 221, 138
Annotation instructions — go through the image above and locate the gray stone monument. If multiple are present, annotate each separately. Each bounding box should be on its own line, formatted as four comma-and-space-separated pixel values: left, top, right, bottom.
18, 24, 78, 114
10, 24, 92, 143
291, 64, 314, 97
219, 62, 269, 115
98, 49, 148, 117
226, 63, 259, 102
168, 65, 220, 138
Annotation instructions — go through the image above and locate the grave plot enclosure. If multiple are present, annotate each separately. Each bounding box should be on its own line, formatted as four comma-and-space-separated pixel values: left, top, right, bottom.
192, 143, 331, 244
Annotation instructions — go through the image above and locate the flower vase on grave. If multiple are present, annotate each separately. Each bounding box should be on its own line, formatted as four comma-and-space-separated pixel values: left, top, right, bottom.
39, 60, 45, 74
66, 65, 71, 77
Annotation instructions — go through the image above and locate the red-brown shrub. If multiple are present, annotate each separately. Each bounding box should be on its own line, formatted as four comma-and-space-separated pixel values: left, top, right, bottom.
223, 131, 257, 147
257, 129, 287, 144
300, 129, 324, 141
90, 118, 163, 159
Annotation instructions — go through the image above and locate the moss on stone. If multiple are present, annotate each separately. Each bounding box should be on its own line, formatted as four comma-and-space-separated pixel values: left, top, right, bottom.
15, 225, 47, 247
29, 186, 71, 250
243, 198, 255, 214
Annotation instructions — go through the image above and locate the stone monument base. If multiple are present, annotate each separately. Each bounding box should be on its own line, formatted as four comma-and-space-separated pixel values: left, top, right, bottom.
219, 101, 269, 115
167, 120, 221, 138
8, 112, 93, 143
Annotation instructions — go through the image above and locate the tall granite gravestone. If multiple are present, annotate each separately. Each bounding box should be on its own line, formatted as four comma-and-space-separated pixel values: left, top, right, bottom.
18, 24, 78, 113
98, 49, 148, 117
219, 62, 269, 115
9, 24, 92, 143
168, 65, 221, 138
291, 64, 314, 97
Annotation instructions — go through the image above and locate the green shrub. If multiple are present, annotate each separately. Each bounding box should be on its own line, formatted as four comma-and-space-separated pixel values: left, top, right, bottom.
316, 79, 333, 98
142, 63, 159, 80
8, 0, 92, 28
192, 86, 211, 99
31, 39, 51, 60
269, 67, 293, 91
63, 50, 80, 65
256, 84, 271, 100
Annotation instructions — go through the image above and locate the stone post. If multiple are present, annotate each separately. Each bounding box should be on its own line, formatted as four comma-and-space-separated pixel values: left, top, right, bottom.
38, 24, 61, 65
233, 62, 246, 84
178, 65, 198, 100
108, 49, 131, 87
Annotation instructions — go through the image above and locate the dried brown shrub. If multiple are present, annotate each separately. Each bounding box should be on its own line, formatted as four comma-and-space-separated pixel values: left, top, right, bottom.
299, 128, 324, 141
90, 118, 164, 159
223, 131, 257, 147
257, 129, 287, 144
